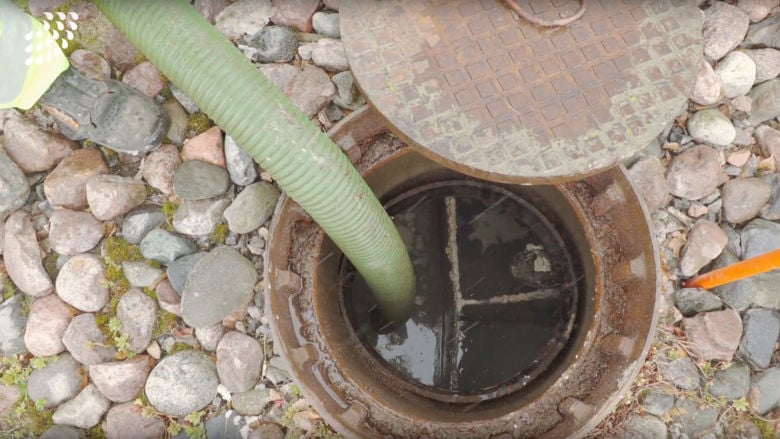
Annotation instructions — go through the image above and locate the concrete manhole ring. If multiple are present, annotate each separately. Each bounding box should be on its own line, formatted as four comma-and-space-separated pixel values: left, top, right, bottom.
340, 0, 703, 183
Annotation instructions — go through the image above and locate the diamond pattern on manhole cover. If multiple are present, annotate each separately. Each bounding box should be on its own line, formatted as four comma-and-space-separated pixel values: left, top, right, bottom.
341, 0, 702, 183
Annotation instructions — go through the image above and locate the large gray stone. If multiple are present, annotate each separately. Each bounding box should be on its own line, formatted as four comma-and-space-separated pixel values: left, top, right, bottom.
232, 388, 276, 416
666, 145, 722, 201
145, 350, 219, 416
216, 331, 264, 392
139, 228, 197, 265
749, 366, 780, 415
105, 401, 166, 439
617, 415, 667, 439
741, 218, 780, 259
122, 206, 167, 245
173, 198, 230, 236
52, 384, 110, 429
166, 252, 207, 294
4, 211, 53, 297
739, 308, 780, 369
0, 294, 27, 356
703, 1, 750, 60
27, 353, 83, 409
173, 160, 230, 201
658, 356, 700, 390
61, 313, 117, 365
0, 150, 30, 220
55, 253, 109, 312
721, 177, 772, 223
712, 248, 758, 311
223, 182, 280, 234
748, 79, 780, 124
48, 209, 104, 255
707, 362, 750, 401
181, 246, 258, 328
89, 356, 152, 403
206, 411, 243, 439
669, 398, 719, 437
117, 289, 158, 354
24, 294, 72, 357
673, 288, 723, 317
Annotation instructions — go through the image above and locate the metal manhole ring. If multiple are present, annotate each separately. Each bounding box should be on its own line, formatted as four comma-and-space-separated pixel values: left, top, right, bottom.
341, 0, 703, 183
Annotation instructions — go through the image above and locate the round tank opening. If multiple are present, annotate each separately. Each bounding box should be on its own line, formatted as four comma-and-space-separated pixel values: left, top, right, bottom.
343, 180, 586, 402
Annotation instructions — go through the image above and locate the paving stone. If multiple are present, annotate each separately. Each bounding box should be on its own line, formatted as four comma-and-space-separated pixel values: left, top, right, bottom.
89, 356, 152, 403
44, 148, 109, 210
683, 309, 743, 361
707, 362, 750, 401
24, 294, 72, 357
739, 308, 780, 369
52, 384, 110, 429
56, 254, 109, 312
669, 397, 719, 438
640, 388, 675, 417
49, 209, 104, 256
145, 350, 219, 416
680, 220, 728, 276
4, 211, 53, 297
27, 353, 83, 409
62, 313, 116, 366
673, 288, 723, 317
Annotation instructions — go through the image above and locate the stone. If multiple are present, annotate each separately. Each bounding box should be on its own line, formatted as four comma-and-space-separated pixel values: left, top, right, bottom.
673, 288, 723, 317
89, 356, 152, 403
142, 144, 181, 195
40, 425, 85, 439
749, 366, 780, 415
173, 198, 230, 236
52, 384, 110, 429
171, 85, 200, 114
0, 150, 29, 220
48, 209, 104, 255
166, 252, 207, 294
139, 228, 197, 265
195, 0, 229, 24
617, 415, 667, 439
271, 0, 319, 32
741, 218, 780, 259
4, 211, 53, 296
311, 38, 349, 72
721, 177, 772, 223
105, 28, 139, 73
658, 356, 700, 390
737, 0, 777, 22
56, 254, 109, 312
712, 248, 759, 310
332, 70, 365, 110
748, 79, 780, 124
745, 48, 780, 83
182, 126, 225, 168
62, 313, 116, 365
323, 0, 339, 10
216, 331, 264, 392
163, 100, 189, 146
145, 350, 219, 416
640, 388, 675, 417
761, 173, 780, 219
284, 65, 336, 119
666, 145, 722, 201
173, 160, 230, 200
122, 61, 165, 97
117, 289, 159, 354
181, 246, 258, 328
689, 59, 722, 106
707, 362, 750, 401
313, 11, 340, 38
739, 308, 780, 369
679, 220, 728, 276
249, 423, 285, 439
156, 280, 182, 316
195, 323, 225, 352
745, 17, 780, 48
669, 398, 719, 437
714, 51, 756, 98
242, 26, 298, 63
224, 136, 257, 186
0, 294, 27, 356
223, 182, 280, 234
703, 2, 750, 61
44, 148, 109, 209
122, 206, 167, 245
86, 174, 147, 221
0, 383, 20, 423
683, 309, 743, 361
122, 261, 164, 288
3, 110, 76, 173
232, 388, 276, 416
70, 49, 111, 81
205, 411, 243, 439
258, 63, 301, 91
215, 0, 275, 40
23, 294, 72, 357
27, 353, 82, 409
105, 402, 166, 439
731, 96, 754, 114
687, 109, 736, 147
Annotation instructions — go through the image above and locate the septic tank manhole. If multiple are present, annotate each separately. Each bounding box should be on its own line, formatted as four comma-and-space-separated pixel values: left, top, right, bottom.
340, 0, 702, 183
265, 107, 659, 439
346, 179, 582, 402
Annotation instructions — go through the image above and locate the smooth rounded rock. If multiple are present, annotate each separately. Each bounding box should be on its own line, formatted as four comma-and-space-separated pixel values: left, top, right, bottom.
89, 356, 152, 403
139, 228, 197, 265
748, 79, 780, 124
27, 353, 83, 409
666, 145, 722, 201
117, 289, 158, 354
745, 48, 780, 83
105, 401, 166, 439
687, 109, 736, 147
56, 254, 109, 312
145, 350, 219, 416
4, 211, 53, 297
223, 182, 280, 234
311, 38, 348, 72
122, 61, 164, 98
703, 2, 750, 61
173, 160, 230, 201
52, 384, 110, 429
44, 148, 109, 210
0, 150, 30, 220
173, 198, 230, 236
49, 209, 104, 255
216, 331, 264, 392
62, 313, 116, 365
24, 294, 72, 357
721, 177, 772, 223
195, 323, 225, 352
40, 425, 85, 439
181, 246, 258, 328
86, 174, 147, 221
122, 206, 167, 245
715, 51, 756, 98
313, 11, 340, 38
0, 294, 27, 356
166, 252, 207, 294
3, 110, 76, 173
141, 144, 181, 195
122, 261, 164, 288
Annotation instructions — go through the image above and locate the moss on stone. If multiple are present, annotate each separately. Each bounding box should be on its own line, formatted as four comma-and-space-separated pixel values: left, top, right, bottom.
187, 112, 212, 136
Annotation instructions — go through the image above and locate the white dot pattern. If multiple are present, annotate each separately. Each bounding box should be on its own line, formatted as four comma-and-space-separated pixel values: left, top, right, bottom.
24, 10, 79, 66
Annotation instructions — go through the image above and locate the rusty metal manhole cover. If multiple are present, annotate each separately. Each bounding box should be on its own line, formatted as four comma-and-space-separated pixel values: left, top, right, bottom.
340, 0, 703, 183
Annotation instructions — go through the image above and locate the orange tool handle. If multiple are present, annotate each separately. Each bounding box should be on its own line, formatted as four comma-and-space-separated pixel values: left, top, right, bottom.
683, 248, 780, 290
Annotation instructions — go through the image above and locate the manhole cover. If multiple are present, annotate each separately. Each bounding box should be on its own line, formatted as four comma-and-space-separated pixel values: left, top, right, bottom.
341, 0, 703, 183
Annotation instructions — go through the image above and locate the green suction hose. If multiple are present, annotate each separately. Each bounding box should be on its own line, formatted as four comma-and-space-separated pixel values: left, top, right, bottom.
92, 0, 414, 321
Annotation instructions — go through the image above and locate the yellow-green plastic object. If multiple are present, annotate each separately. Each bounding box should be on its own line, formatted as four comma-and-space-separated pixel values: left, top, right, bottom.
93, 0, 415, 321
